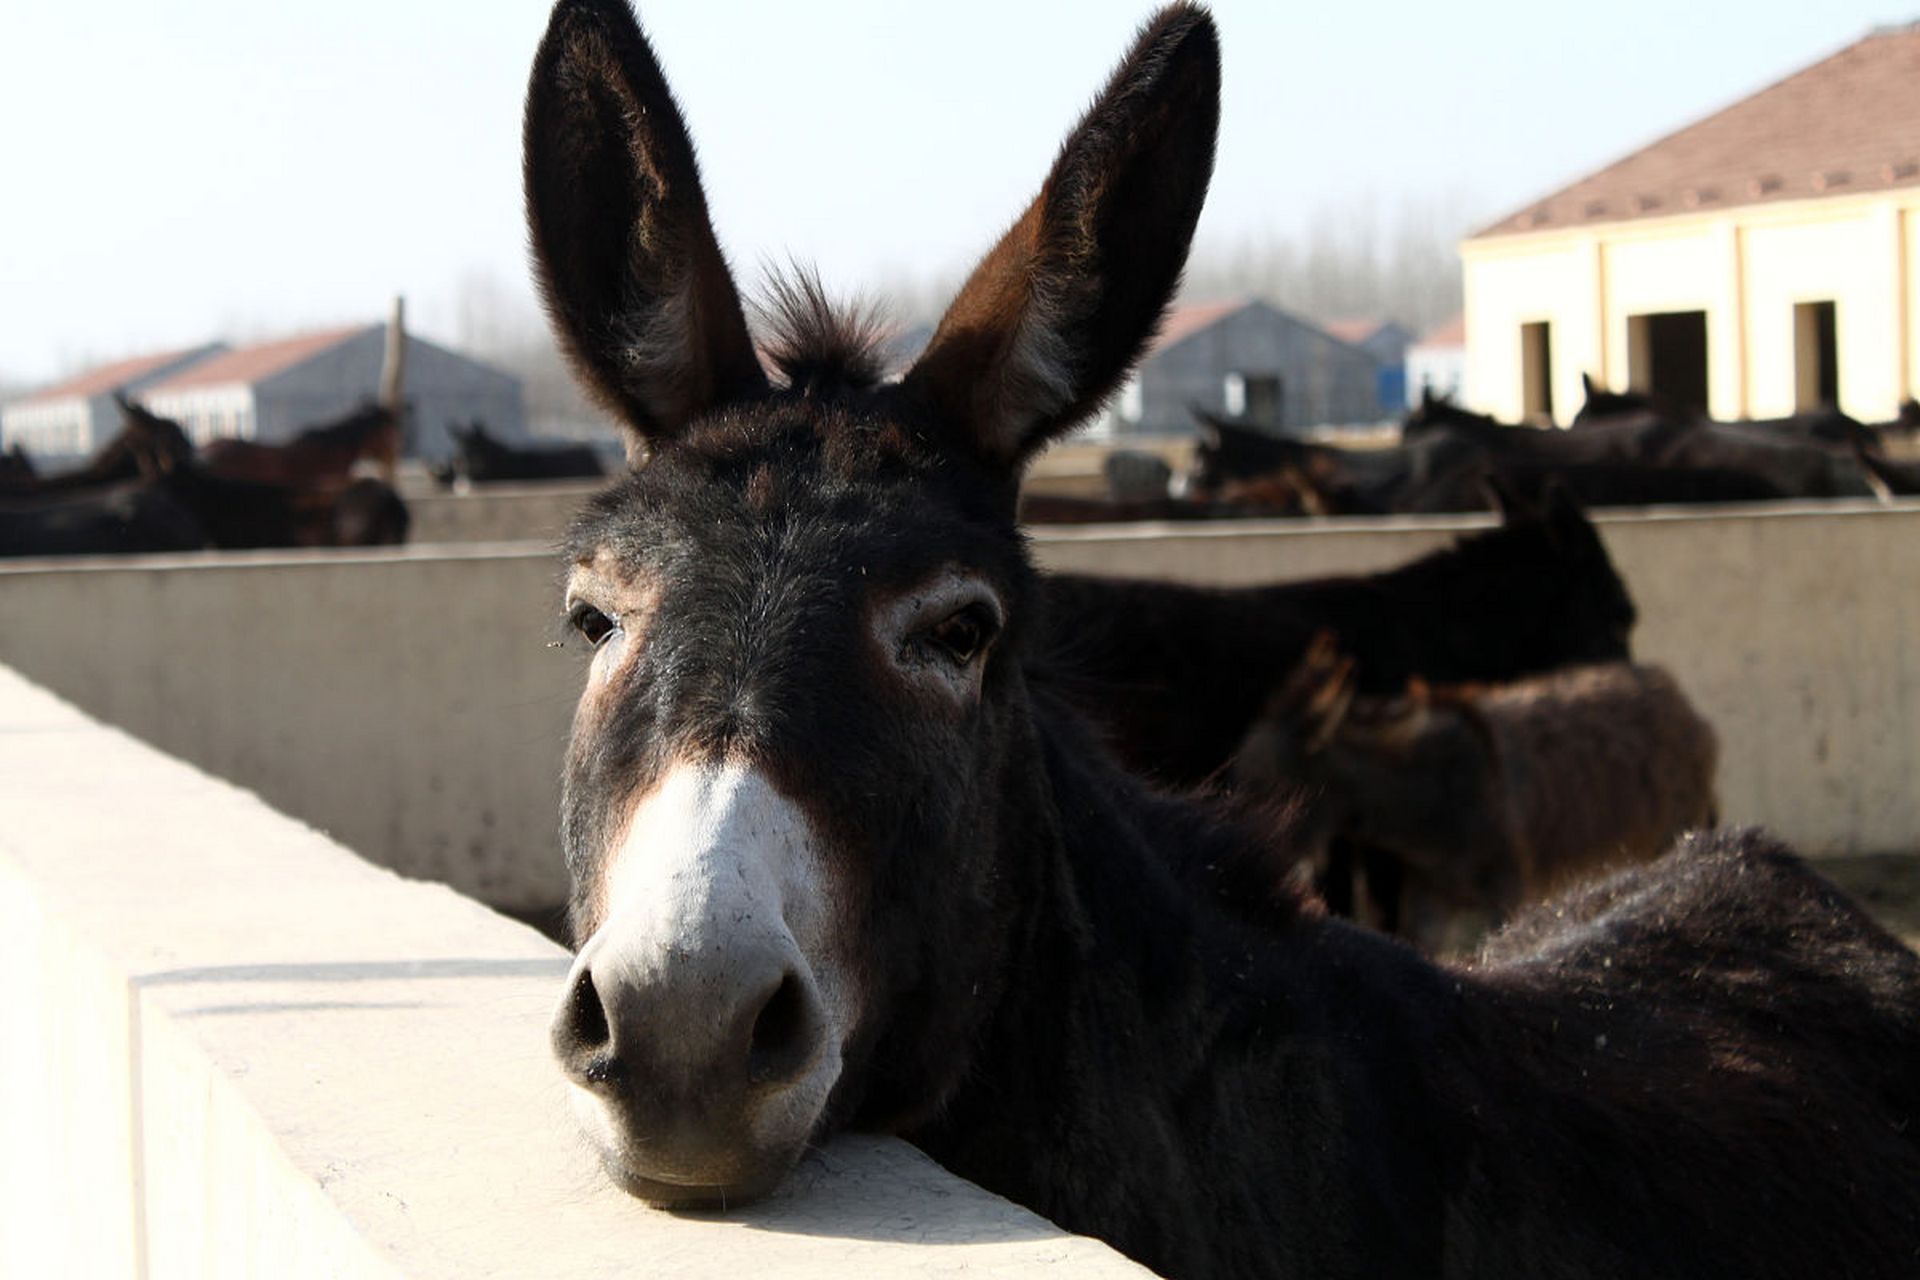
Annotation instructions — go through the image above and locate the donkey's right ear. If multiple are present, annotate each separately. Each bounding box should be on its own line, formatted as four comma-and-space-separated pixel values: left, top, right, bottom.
903, 5, 1220, 471
524, 0, 767, 450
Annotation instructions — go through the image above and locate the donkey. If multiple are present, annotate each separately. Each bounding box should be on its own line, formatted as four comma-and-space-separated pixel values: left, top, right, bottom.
0, 393, 193, 498
529, 3, 1920, 1275
437, 419, 606, 485
199, 401, 401, 488
1233, 637, 1720, 952
1036, 485, 1636, 788
0, 444, 35, 482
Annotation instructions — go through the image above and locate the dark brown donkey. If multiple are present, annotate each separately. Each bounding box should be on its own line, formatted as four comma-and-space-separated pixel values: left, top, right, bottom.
1036, 486, 1637, 790
530, 4, 1920, 1276
199, 299, 407, 486
1233, 638, 1721, 952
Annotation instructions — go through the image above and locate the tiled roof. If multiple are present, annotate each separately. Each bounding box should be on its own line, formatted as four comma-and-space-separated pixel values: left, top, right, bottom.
1473, 23, 1920, 239
14, 344, 223, 406
142, 325, 371, 394
1323, 318, 1389, 346
1413, 314, 1465, 348
1152, 299, 1254, 352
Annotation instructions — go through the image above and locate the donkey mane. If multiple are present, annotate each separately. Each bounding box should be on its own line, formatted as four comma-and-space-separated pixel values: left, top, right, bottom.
756, 267, 893, 395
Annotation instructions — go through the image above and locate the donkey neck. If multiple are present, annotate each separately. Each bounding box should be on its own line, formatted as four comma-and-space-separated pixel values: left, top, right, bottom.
906, 689, 1469, 1277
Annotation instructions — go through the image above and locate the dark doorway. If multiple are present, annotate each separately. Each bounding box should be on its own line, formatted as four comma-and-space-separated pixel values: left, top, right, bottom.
1628, 310, 1709, 417
1520, 322, 1554, 424
1794, 301, 1839, 410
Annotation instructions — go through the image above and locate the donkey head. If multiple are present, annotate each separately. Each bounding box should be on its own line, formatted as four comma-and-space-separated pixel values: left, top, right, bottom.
112, 393, 194, 478
529, 0, 1218, 1208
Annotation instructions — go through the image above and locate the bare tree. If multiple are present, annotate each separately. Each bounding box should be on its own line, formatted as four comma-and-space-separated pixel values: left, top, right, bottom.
1182, 194, 1479, 335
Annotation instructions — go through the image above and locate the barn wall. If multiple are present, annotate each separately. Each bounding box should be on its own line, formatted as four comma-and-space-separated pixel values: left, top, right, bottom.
0, 667, 1149, 1278
1130, 305, 1382, 435
248, 330, 525, 463
0, 504, 1915, 925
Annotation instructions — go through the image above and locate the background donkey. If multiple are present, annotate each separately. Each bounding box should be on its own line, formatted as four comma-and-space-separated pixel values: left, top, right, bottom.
1233, 636, 1720, 951
527, 3, 1920, 1276
1037, 486, 1636, 788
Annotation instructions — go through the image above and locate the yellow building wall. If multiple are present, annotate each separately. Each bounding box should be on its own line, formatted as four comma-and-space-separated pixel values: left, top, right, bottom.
1463, 190, 1920, 425
1741, 207, 1903, 421
1461, 240, 1597, 424
1905, 206, 1919, 406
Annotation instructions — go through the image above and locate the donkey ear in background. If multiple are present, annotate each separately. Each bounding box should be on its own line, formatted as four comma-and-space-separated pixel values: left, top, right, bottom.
523, 0, 768, 454
903, 4, 1221, 471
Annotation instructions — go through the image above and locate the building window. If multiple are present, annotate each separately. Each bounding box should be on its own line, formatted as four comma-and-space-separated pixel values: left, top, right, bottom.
1520, 321, 1554, 424
1627, 310, 1709, 418
1794, 301, 1839, 411
1224, 372, 1283, 427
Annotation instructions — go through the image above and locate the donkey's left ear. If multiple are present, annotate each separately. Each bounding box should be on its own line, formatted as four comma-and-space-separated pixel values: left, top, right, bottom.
902, 5, 1220, 470
524, 0, 767, 450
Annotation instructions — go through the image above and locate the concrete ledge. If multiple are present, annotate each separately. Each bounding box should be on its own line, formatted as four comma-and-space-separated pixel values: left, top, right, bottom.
0, 666, 1148, 1278
406, 482, 605, 545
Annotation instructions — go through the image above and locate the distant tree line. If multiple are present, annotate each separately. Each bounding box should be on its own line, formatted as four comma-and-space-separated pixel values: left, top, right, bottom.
448, 196, 1474, 438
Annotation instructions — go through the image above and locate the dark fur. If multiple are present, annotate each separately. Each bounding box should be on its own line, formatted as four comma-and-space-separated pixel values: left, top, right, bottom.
0, 443, 37, 482
439, 420, 607, 484
0, 394, 194, 498
1235, 648, 1720, 950
1035, 489, 1636, 787
528, 4, 1920, 1276
199, 402, 401, 486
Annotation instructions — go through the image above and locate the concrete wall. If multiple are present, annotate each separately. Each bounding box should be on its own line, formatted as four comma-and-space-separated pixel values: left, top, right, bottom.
0, 503, 1915, 927
406, 482, 603, 545
0, 666, 1148, 1278
0, 544, 580, 914
1462, 189, 1920, 424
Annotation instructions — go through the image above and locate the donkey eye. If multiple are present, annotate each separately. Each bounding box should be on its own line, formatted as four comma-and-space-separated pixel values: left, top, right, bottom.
569, 602, 618, 648
923, 605, 996, 666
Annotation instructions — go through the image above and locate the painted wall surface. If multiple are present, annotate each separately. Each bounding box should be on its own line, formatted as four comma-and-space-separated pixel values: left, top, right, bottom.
0, 667, 1151, 1278
1461, 239, 1596, 424
1463, 191, 1920, 425
0, 505, 1914, 924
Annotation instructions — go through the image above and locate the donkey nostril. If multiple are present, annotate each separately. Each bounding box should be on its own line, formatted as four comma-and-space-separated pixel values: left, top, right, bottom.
554, 964, 618, 1089
747, 971, 816, 1087
569, 967, 612, 1050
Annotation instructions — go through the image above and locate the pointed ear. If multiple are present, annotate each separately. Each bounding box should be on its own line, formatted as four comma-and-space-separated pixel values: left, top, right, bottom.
1190, 404, 1226, 447
524, 0, 767, 450
902, 5, 1220, 470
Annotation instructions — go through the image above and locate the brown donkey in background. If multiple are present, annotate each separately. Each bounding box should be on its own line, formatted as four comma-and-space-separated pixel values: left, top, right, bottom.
1233, 638, 1721, 951
529, 2, 1920, 1276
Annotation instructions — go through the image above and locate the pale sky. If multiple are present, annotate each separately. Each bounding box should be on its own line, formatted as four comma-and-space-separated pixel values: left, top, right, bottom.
2, 0, 1911, 384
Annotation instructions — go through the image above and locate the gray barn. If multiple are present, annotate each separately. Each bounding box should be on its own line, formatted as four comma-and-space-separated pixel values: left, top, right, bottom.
139, 324, 524, 464
1092, 299, 1386, 439
1, 343, 228, 462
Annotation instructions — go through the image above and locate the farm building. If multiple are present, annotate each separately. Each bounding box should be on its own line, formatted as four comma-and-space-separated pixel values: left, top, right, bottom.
138, 323, 525, 463
1405, 315, 1466, 407
1462, 22, 1920, 426
0, 343, 227, 461
1325, 318, 1415, 414
1091, 298, 1385, 439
